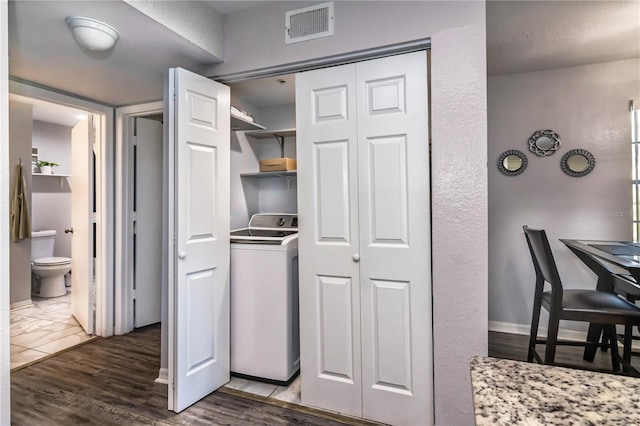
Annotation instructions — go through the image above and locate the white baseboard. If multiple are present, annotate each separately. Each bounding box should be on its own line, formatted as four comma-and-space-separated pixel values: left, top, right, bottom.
10, 299, 33, 311
489, 320, 640, 349
155, 368, 168, 385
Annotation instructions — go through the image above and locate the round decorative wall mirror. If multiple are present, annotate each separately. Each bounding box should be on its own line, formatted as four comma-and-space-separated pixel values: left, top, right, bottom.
497, 149, 528, 176
528, 129, 561, 157
561, 149, 595, 177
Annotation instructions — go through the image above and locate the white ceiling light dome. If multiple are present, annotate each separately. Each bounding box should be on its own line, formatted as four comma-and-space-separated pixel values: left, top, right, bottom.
65, 16, 119, 51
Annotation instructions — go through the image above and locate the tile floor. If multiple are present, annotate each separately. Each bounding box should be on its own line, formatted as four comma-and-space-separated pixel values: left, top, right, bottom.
224, 375, 301, 404
11, 293, 302, 403
10, 292, 95, 370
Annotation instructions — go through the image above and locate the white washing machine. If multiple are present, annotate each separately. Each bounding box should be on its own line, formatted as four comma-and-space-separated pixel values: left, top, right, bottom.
230, 213, 299, 384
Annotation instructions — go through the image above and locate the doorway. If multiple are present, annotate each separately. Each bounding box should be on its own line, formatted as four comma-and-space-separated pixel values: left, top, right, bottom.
8, 95, 99, 370
9, 80, 116, 343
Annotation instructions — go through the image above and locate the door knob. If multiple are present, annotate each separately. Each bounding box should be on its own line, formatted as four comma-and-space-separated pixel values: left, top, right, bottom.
64, 228, 73, 234
352, 254, 360, 262
178, 251, 186, 260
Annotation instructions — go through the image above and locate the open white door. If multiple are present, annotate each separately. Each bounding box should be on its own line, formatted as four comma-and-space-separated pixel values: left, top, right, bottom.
167, 67, 231, 412
71, 116, 95, 334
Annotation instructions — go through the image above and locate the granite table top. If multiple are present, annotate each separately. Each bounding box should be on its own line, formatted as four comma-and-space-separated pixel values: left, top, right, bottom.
470, 356, 640, 425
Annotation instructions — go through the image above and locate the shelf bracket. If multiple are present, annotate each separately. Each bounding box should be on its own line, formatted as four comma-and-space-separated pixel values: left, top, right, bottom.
273, 135, 285, 158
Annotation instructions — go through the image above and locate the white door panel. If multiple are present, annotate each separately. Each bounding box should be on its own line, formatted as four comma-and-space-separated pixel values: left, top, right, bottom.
135, 117, 163, 327
297, 51, 432, 425
297, 63, 362, 416
71, 116, 95, 334
358, 51, 431, 426
168, 67, 230, 413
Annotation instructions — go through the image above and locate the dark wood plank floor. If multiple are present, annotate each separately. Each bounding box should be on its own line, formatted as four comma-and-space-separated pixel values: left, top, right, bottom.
10, 325, 376, 426
12, 326, 638, 425
489, 330, 640, 373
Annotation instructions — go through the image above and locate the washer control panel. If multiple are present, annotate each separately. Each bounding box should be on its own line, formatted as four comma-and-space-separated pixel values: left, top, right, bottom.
248, 213, 298, 229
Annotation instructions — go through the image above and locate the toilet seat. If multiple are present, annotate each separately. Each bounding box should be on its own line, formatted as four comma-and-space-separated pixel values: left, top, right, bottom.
33, 256, 71, 267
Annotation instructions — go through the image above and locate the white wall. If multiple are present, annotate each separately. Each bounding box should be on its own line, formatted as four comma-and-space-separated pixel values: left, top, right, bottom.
489, 58, 640, 330
1, 2, 10, 421
209, 2, 488, 424
32, 120, 72, 258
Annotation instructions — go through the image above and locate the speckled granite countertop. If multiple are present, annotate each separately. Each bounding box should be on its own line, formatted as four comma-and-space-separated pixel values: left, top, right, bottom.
470, 356, 640, 425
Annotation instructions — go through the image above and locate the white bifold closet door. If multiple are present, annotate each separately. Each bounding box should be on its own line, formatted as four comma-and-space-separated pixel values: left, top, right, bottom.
296, 51, 432, 426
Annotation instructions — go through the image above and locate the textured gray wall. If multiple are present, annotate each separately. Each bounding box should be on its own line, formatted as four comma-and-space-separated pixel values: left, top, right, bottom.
489, 58, 640, 333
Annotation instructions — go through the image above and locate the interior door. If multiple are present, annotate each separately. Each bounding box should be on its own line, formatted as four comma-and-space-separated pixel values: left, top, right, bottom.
296, 51, 432, 425
167, 67, 231, 412
70, 116, 95, 334
134, 117, 163, 327
356, 51, 432, 426
296, 63, 363, 416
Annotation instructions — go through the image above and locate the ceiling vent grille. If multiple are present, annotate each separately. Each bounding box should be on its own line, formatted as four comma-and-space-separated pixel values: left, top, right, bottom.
285, 2, 334, 44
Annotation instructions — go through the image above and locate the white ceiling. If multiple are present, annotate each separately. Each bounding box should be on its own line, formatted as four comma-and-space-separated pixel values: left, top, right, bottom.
8, 1, 640, 126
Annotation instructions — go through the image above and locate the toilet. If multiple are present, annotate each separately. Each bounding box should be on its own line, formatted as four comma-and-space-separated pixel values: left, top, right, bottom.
31, 230, 72, 298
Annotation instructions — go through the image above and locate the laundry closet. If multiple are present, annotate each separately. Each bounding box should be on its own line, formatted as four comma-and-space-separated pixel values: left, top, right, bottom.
229, 50, 432, 425
128, 50, 432, 425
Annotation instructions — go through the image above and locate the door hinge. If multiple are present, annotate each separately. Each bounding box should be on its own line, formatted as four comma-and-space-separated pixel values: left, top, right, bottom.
91, 212, 97, 223
172, 88, 177, 100
132, 212, 137, 235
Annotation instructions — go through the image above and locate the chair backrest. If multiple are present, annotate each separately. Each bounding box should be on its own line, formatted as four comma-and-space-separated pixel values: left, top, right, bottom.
523, 226, 563, 295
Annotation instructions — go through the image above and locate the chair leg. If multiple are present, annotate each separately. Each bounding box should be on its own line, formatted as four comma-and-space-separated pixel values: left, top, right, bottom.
600, 330, 609, 352
606, 326, 620, 372
544, 313, 560, 365
584, 324, 604, 362
623, 324, 633, 373
528, 293, 543, 363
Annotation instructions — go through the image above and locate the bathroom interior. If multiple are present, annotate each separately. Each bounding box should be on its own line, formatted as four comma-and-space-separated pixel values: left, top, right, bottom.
9, 95, 95, 370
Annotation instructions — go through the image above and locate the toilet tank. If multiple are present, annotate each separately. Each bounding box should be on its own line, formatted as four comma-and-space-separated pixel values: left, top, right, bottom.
31, 230, 57, 261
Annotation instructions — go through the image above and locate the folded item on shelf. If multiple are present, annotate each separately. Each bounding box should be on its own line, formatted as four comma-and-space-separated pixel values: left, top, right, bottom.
231, 105, 254, 123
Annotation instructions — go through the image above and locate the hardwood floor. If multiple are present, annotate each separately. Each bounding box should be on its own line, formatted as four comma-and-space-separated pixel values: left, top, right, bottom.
10, 325, 376, 426
489, 330, 640, 373
12, 325, 639, 425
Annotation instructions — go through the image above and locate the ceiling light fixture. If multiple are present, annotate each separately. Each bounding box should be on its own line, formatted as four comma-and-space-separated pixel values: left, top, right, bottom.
65, 16, 120, 51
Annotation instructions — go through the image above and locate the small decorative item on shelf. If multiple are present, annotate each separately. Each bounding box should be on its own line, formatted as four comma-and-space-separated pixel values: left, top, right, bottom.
38, 161, 59, 174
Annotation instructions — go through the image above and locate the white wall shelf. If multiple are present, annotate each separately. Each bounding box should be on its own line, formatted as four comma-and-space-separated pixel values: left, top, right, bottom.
240, 171, 297, 178
33, 173, 71, 177
231, 114, 265, 131
245, 129, 296, 158
244, 128, 296, 139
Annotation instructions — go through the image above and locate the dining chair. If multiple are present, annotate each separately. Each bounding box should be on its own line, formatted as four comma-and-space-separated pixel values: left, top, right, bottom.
523, 225, 640, 373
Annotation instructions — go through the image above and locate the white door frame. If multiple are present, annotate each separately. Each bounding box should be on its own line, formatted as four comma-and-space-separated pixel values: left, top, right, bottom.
114, 101, 163, 335
9, 80, 115, 338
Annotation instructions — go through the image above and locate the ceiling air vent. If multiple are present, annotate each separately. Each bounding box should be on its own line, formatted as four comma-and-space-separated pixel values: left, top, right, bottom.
285, 2, 334, 44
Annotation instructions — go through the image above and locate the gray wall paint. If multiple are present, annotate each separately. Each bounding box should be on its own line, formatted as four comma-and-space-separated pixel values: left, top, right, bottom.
489, 58, 640, 331
32, 120, 72, 258
9, 100, 32, 305
209, 2, 489, 424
